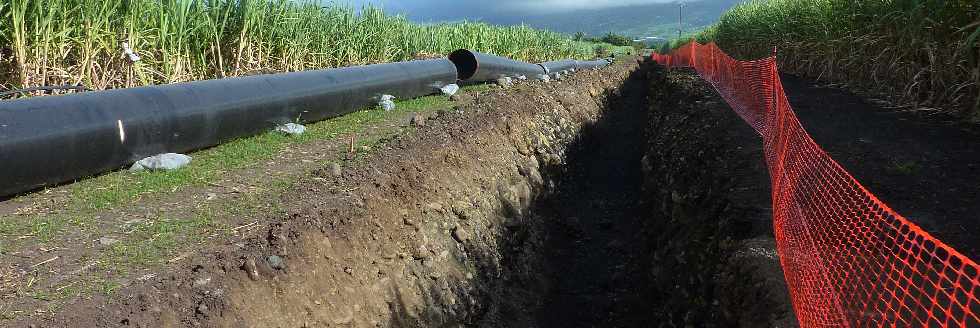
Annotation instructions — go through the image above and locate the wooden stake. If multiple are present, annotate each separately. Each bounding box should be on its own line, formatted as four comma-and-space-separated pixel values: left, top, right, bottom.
349, 133, 356, 154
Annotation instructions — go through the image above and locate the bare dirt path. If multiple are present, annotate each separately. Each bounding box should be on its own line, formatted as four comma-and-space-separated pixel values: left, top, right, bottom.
781, 75, 980, 260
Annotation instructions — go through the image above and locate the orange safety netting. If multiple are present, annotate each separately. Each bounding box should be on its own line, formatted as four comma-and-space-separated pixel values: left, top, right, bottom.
653, 42, 979, 327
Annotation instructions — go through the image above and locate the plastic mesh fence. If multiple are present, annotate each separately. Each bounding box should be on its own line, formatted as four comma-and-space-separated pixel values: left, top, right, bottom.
653, 42, 979, 327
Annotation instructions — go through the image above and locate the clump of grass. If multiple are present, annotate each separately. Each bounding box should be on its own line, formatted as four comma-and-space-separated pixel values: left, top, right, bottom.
2, 0, 611, 92
101, 213, 215, 268
670, 0, 980, 120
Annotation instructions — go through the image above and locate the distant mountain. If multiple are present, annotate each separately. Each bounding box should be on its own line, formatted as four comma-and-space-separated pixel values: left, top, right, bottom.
488, 0, 744, 41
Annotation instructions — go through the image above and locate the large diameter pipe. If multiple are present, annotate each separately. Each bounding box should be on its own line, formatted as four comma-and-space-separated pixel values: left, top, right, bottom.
576, 59, 613, 70
449, 49, 546, 82
539, 60, 579, 74
0, 59, 457, 197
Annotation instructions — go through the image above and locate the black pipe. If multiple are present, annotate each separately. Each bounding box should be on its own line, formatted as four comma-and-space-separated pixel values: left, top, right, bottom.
449, 49, 547, 82
540, 60, 579, 74
576, 59, 613, 70
0, 59, 457, 197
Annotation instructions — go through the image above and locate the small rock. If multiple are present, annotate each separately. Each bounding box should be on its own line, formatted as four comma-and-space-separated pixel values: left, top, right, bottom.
451, 201, 472, 220
333, 308, 354, 325
671, 191, 685, 203
266, 255, 285, 270
359, 145, 371, 152
410, 112, 426, 127
495, 77, 513, 88
196, 303, 208, 315
452, 227, 471, 243
429, 272, 441, 280
343, 267, 353, 275
412, 245, 430, 260
589, 87, 601, 97
514, 183, 532, 208
426, 202, 443, 212
449, 94, 461, 102
244, 258, 261, 281
98, 237, 119, 247
326, 162, 342, 177
352, 197, 365, 207
193, 275, 212, 287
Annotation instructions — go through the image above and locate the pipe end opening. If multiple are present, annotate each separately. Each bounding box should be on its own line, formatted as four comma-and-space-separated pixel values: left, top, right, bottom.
449, 49, 478, 81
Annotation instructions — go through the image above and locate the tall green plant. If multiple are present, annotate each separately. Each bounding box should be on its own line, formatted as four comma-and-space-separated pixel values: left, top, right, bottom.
2, 0, 613, 93
680, 0, 980, 119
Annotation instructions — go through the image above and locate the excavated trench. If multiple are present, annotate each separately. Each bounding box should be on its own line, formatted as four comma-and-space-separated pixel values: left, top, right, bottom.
475, 63, 795, 327
25, 60, 793, 327
530, 66, 650, 327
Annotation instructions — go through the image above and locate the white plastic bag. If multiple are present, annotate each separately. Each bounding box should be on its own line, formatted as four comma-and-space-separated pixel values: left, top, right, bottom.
440, 84, 460, 96
275, 123, 306, 135
379, 94, 396, 111
122, 42, 141, 62
130, 153, 192, 171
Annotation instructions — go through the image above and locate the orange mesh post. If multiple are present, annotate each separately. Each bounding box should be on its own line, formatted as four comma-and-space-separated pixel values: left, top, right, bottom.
654, 43, 980, 327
